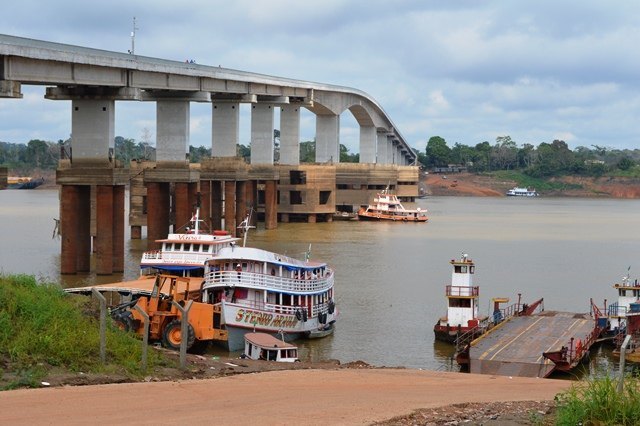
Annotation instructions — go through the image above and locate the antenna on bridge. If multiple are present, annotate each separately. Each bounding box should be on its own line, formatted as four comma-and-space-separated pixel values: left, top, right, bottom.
128, 17, 139, 54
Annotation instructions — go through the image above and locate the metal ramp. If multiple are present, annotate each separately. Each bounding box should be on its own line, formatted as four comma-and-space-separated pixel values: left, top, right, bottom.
469, 311, 596, 378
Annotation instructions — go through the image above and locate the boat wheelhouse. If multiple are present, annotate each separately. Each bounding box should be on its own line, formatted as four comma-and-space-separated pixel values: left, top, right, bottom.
140, 207, 240, 277
607, 272, 640, 334
243, 332, 299, 362
357, 187, 428, 222
505, 187, 538, 197
201, 246, 337, 351
434, 254, 487, 343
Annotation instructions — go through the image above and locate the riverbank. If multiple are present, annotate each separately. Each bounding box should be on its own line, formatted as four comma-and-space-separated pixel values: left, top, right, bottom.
1, 368, 570, 425
424, 172, 640, 198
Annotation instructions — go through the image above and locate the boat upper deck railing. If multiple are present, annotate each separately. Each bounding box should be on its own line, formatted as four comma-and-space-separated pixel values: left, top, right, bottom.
141, 250, 212, 264
204, 270, 334, 294
446, 285, 479, 297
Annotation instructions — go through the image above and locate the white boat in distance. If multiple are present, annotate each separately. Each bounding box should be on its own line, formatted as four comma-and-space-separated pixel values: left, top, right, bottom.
201, 245, 337, 351
139, 206, 240, 277
505, 187, 538, 197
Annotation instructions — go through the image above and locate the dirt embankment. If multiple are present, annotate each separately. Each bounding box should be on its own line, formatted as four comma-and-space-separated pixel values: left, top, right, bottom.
424, 172, 640, 198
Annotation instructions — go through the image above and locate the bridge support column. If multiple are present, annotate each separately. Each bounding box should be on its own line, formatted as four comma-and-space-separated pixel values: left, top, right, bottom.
71, 99, 115, 166
264, 180, 278, 229
76, 186, 91, 272
279, 106, 300, 165
156, 100, 190, 163
359, 126, 376, 163
112, 185, 125, 272
388, 140, 396, 165
224, 181, 236, 235
95, 186, 114, 275
175, 182, 197, 232
61, 185, 90, 274
250, 104, 275, 164
211, 181, 223, 230
146, 182, 171, 250
316, 114, 340, 163
212, 102, 240, 157
246, 180, 257, 226
236, 181, 247, 226
200, 180, 211, 228
377, 132, 389, 164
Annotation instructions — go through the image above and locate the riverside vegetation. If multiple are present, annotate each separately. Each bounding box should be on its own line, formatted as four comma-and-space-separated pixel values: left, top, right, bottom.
2, 274, 640, 425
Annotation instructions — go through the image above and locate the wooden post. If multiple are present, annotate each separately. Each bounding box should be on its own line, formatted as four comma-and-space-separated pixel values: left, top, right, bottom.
171, 300, 193, 370
133, 304, 150, 371
91, 288, 106, 363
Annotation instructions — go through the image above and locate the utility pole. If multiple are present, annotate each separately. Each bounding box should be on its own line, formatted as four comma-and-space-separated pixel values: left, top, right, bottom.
129, 17, 139, 54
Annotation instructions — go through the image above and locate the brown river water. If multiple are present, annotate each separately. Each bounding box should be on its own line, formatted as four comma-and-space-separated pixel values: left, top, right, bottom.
1, 189, 639, 373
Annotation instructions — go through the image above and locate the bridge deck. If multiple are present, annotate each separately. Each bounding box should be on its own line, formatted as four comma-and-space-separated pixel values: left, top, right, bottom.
469, 311, 595, 378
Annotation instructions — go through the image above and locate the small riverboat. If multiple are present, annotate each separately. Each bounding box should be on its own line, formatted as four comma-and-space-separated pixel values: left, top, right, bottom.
434, 254, 489, 343
505, 187, 538, 197
139, 205, 240, 277
357, 187, 428, 222
201, 245, 338, 351
243, 332, 299, 362
7, 176, 45, 189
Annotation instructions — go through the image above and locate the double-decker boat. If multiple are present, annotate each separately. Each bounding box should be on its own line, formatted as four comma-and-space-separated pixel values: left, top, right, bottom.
140, 206, 240, 277
357, 187, 428, 222
201, 245, 338, 351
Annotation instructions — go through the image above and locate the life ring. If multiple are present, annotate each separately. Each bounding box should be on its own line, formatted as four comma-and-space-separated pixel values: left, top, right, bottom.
376, 213, 381, 219
403, 217, 408, 222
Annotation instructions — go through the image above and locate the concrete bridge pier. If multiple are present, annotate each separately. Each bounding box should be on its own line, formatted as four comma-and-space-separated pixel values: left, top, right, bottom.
316, 114, 340, 163
359, 126, 377, 164
279, 105, 300, 165
376, 132, 389, 164
50, 88, 132, 274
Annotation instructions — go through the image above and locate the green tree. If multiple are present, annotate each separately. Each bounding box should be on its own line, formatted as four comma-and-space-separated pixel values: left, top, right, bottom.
25, 139, 49, 168
617, 156, 635, 171
340, 144, 359, 163
300, 140, 315, 163
425, 136, 451, 168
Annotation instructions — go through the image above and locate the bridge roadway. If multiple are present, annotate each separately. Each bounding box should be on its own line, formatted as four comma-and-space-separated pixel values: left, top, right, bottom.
469, 310, 595, 378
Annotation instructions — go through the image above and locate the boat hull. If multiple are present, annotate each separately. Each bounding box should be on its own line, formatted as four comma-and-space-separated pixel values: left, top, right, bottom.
220, 302, 338, 351
357, 211, 428, 222
433, 323, 482, 343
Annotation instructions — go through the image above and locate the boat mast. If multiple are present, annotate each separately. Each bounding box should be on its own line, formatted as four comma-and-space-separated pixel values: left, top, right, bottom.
237, 209, 256, 247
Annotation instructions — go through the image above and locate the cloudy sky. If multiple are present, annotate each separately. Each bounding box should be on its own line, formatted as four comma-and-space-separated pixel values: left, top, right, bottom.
1, 0, 639, 154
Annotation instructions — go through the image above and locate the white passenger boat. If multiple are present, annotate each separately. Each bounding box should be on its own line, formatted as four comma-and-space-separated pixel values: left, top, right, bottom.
140, 206, 240, 277
505, 187, 538, 197
201, 245, 338, 351
243, 332, 299, 362
605, 269, 640, 336
357, 187, 428, 222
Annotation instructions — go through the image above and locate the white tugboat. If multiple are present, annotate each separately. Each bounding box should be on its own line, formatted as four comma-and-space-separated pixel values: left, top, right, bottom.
434, 254, 488, 343
357, 186, 428, 222
606, 268, 640, 335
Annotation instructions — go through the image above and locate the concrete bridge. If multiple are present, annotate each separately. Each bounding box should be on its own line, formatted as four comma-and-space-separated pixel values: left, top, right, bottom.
1, 34, 421, 275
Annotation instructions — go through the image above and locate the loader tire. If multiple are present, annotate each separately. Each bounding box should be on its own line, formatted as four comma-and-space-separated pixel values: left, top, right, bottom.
112, 312, 134, 332
162, 319, 196, 351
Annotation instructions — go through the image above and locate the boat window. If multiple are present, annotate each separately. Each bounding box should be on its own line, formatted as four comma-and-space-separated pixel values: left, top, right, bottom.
470, 266, 475, 274
184, 243, 191, 252
163, 243, 170, 252
454, 265, 468, 273
174, 244, 182, 251
449, 298, 471, 308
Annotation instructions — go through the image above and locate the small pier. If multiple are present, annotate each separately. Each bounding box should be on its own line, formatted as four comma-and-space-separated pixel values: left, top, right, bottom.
465, 308, 602, 378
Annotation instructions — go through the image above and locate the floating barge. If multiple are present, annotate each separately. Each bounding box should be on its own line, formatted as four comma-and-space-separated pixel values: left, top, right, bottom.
457, 302, 604, 378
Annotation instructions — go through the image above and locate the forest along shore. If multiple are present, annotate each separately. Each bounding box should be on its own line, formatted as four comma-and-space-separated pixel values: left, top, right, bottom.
423, 172, 640, 198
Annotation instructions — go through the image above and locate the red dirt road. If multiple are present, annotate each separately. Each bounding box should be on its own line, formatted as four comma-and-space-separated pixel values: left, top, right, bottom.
1, 369, 571, 425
